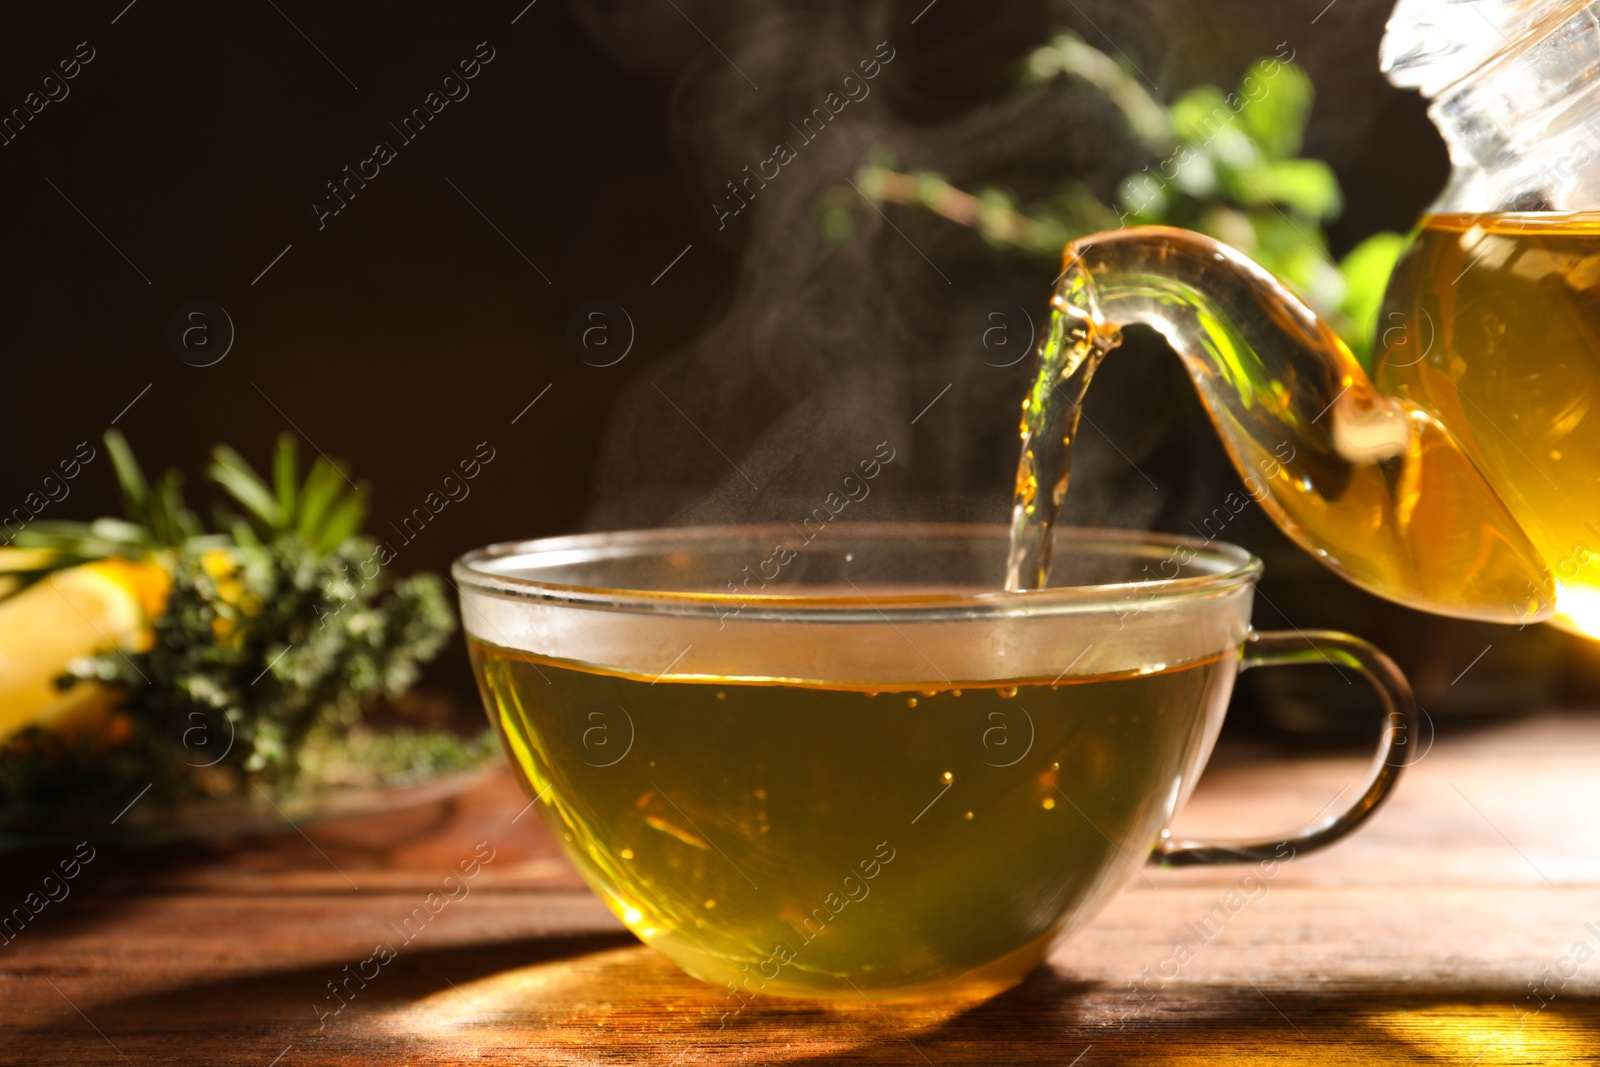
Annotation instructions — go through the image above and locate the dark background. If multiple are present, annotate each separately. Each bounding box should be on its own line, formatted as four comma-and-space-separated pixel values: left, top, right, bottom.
0, 0, 1584, 722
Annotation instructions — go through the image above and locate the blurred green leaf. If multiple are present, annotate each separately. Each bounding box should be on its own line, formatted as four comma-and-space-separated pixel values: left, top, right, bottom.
1237, 59, 1314, 160
208, 446, 282, 530
319, 484, 371, 553
103, 429, 149, 526
1338, 231, 1409, 361
1022, 31, 1172, 151
1232, 159, 1343, 220
273, 433, 299, 529
1170, 86, 1236, 147
150, 470, 185, 546
296, 458, 346, 544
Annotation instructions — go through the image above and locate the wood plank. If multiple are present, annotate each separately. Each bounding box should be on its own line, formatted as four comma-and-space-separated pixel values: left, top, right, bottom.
4, 714, 1600, 1065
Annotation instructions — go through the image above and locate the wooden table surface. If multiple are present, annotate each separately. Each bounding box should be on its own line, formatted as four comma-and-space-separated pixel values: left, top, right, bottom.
5, 712, 1600, 1066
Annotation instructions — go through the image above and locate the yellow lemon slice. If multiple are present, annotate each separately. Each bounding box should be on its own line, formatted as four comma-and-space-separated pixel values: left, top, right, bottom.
0, 561, 161, 745
0, 547, 57, 572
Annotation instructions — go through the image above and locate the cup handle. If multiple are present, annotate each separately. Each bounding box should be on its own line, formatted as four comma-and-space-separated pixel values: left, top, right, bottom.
1147, 629, 1417, 868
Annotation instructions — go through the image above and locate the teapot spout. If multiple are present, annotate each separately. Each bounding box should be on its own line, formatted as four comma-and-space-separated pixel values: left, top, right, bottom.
1018, 226, 1554, 624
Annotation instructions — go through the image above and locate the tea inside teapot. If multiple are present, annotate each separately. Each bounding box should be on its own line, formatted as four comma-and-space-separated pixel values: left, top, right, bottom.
1379, 211, 1600, 632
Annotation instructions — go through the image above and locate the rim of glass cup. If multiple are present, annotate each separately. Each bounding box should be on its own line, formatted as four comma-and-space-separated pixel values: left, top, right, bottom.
452, 523, 1264, 621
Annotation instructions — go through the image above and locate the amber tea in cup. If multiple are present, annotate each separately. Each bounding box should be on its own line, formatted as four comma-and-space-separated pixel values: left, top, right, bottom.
456, 525, 1413, 1000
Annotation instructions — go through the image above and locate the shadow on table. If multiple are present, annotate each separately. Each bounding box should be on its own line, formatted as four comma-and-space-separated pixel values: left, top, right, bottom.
13, 937, 1600, 1065
0, 819, 466, 946
0, 773, 574, 949
7, 930, 636, 1064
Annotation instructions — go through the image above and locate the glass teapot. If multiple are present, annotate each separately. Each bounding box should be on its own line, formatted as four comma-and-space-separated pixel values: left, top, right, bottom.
1037, 0, 1600, 634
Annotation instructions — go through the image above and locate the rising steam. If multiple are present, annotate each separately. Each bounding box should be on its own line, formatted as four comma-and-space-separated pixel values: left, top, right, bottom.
573, 0, 1394, 539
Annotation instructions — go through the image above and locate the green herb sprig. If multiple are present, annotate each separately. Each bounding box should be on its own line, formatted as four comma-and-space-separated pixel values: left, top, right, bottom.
823, 33, 1406, 367
0, 432, 470, 826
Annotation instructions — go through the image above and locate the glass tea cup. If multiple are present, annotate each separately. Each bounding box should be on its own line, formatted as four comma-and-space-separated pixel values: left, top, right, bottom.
455, 524, 1414, 1001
